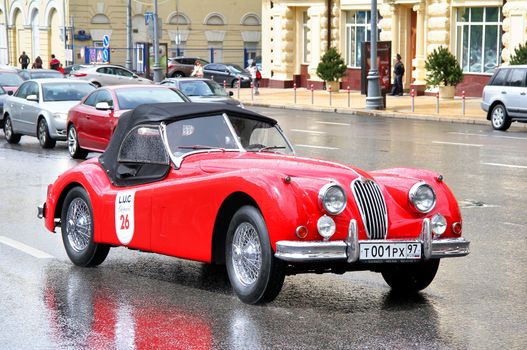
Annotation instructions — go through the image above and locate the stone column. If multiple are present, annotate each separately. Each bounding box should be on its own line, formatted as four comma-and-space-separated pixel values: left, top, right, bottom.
502, 0, 527, 64
412, 2, 429, 90
330, 0, 340, 49
307, 5, 327, 85
39, 27, 50, 67
379, 3, 396, 46
267, 4, 295, 87
8, 26, 17, 65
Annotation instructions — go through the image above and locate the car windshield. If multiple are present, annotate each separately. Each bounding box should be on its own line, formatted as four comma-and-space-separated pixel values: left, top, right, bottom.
164, 114, 294, 158
179, 80, 228, 97
42, 83, 96, 102
0, 73, 24, 86
0, 86, 5, 95
116, 88, 186, 110
226, 65, 245, 74
30, 71, 63, 79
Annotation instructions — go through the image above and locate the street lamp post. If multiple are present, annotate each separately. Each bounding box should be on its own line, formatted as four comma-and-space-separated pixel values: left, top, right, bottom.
125, 0, 132, 70
152, 0, 163, 82
365, 0, 384, 110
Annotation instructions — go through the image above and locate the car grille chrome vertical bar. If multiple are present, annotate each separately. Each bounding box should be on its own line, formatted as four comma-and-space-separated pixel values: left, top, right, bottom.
352, 179, 388, 239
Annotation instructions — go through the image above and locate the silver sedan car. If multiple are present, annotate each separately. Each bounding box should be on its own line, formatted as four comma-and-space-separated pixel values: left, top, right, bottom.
2, 79, 95, 148
70, 64, 152, 87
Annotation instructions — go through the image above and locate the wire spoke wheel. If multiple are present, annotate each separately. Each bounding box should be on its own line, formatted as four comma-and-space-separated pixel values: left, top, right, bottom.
232, 222, 262, 286
66, 198, 92, 252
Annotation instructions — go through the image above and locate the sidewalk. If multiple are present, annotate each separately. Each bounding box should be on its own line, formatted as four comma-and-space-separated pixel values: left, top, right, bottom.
228, 87, 494, 126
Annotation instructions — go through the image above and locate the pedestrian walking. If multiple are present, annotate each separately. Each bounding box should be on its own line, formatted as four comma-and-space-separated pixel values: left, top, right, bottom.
247, 61, 261, 95
390, 53, 405, 96
190, 60, 204, 78
32, 56, 43, 69
18, 51, 30, 69
49, 54, 61, 70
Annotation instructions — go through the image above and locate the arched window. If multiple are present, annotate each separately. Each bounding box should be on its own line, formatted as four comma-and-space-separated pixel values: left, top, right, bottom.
241, 14, 260, 26
91, 14, 111, 25
205, 13, 225, 26
168, 13, 190, 25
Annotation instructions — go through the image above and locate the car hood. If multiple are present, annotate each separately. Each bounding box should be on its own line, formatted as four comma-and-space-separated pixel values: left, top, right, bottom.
41, 101, 80, 114
188, 96, 239, 105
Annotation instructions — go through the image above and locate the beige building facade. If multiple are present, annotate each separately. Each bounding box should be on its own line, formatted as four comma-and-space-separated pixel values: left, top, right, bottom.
262, 0, 527, 96
0, 0, 261, 72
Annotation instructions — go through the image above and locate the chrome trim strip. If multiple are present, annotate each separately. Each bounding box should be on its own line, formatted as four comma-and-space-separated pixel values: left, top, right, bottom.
421, 218, 432, 260
431, 238, 470, 258
346, 219, 359, 262
351, 179, 388, 240
275, 241, 347, 262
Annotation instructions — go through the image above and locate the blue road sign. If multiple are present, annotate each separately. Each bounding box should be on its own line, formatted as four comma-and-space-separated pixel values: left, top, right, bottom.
102, 48, 109, 62
103, 35, 110, 49
145, 12, 154, 25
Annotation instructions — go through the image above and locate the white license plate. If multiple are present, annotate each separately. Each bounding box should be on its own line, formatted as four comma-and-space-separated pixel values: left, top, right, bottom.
360, 242, 421, 260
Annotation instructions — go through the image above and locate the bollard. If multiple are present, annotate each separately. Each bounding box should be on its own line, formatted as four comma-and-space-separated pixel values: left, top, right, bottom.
328, 85, 332, 106
462, 90, 466, 116
411, 88, 415, 112
347, 86, 351, 107
311, 84, 314, 105
223, 80, 227, 89
237, 75, 241, 99
294, 83, 297, 104
251, 81, 254, 101
211, 75, 214, 82
436, 91, 440, 114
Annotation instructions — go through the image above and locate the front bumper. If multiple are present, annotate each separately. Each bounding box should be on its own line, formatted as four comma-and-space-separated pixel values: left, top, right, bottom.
275, 218, 470, 263
38, 203, 46, 219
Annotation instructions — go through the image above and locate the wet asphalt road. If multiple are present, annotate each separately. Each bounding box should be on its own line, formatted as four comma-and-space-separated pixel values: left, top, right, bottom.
0, 107, 526, 349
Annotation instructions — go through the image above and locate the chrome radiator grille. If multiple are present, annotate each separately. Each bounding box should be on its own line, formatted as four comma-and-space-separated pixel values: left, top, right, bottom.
352, 179, 388, 239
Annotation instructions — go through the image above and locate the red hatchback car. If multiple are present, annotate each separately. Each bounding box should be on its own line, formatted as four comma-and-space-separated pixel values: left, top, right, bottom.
67, 85, 189, 158
40, 104, 470, 304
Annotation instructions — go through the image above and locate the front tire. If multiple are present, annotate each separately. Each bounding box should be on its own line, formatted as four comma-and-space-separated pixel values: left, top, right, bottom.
3, 116, 21, 144
490, 104, 512, 131
38, 118, 56, 149
225, 206, 285, 304
381, 259, 440, 292
68, 125, 88, 159
61, 187, 110, 267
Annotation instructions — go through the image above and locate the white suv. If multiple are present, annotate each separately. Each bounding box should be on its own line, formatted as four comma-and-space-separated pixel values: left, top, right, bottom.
481, 65, 527, 131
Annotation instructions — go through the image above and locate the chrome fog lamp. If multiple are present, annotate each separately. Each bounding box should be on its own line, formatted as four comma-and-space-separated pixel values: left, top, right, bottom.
409, 182, 436, 213
318, 183, 347, 215
431, 213, 447, 236
317, 215, 336, 240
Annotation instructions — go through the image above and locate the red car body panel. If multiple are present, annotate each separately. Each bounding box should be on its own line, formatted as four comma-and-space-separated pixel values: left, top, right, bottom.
44, 151, 462, 263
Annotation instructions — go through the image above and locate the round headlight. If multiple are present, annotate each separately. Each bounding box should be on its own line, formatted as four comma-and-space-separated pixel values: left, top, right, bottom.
317, 215, 336, 240
431, 213, 447, 236
318, 183, 347, 215
409, 182, 436, 213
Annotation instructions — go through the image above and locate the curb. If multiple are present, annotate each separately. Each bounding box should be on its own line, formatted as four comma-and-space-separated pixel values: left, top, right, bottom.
242, 101, 527, 129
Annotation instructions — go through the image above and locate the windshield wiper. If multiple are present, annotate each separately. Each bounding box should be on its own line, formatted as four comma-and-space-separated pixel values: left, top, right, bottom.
253, 146, 286, 153
178, 145, 225, 151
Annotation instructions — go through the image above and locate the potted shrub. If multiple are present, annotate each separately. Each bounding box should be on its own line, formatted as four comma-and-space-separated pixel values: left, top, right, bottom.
509, 41, 527, 65
424, 46, 464, 99
316, 47, 347, 92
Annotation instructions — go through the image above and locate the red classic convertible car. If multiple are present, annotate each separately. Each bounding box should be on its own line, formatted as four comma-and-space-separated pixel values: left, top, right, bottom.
39, 103, 470, 304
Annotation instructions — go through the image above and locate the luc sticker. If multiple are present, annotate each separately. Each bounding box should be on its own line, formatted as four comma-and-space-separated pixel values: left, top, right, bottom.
115, 190, 136, 245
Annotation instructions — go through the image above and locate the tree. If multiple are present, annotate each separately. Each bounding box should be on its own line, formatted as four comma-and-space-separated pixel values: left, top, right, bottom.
316, 47, 347, 82
509, 42, 527, 65
424, 46, 464, 87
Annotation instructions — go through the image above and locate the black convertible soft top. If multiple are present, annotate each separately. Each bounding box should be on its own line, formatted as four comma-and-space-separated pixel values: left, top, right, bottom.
99, 102, 277, 186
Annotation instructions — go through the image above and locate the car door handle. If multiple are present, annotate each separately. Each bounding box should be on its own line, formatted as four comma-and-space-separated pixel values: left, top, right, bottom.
501, 91, 507, 94
521, 92, 526, 96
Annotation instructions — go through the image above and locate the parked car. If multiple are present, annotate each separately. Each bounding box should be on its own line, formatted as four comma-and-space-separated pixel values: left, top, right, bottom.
63, 64, 90, 76
0, 70, 25, 94
18, 69, 64, 80
39, 103, 470, 305
70, 65, 152, 87
481, 65, 527, 131
167, 57, 209, 78
67, 85, 189, 159
2, 79, 95, 148
0, 86, 8, 121
160, 78, 243, 107
203, 63, 252, 88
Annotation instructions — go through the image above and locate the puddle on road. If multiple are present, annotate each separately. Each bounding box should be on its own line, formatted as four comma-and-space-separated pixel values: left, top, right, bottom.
459, 199, 498, 209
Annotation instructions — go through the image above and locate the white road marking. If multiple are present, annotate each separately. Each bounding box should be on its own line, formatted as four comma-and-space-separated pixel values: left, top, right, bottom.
295, 144, 339, 150
290, 129, 327, 134
490, 135, 527, 140
482, 162, 527, 169
448, 132, 485, 137
0, 236, 54, 259
503, 222, 526, 228
432, 141, 483, 147
448, 132, 526, 141
316, 121, 351, 126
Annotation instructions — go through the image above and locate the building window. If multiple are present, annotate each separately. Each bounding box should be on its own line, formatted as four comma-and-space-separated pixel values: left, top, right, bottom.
205, 13, 225, 26
302, 11, 309, 63
456, 7, 502, 73
242, 14, 260, 26
169, 13, 189, 25
345, 11, 380, 68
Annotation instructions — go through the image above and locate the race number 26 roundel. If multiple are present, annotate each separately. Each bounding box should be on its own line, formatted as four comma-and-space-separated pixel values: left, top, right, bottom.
115, 190, 136, 245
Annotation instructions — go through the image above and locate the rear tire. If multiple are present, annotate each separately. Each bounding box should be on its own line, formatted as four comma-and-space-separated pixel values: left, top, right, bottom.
68, 124, 88, 159
61, 187, 110, 267
3, 116, 21, 144
490, 104, 512, 131
231, 79, 239, 88
225, 206, 285, 304
38, 118, 56, 149
171, 71, 185, 78
381, 259, 440, 292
